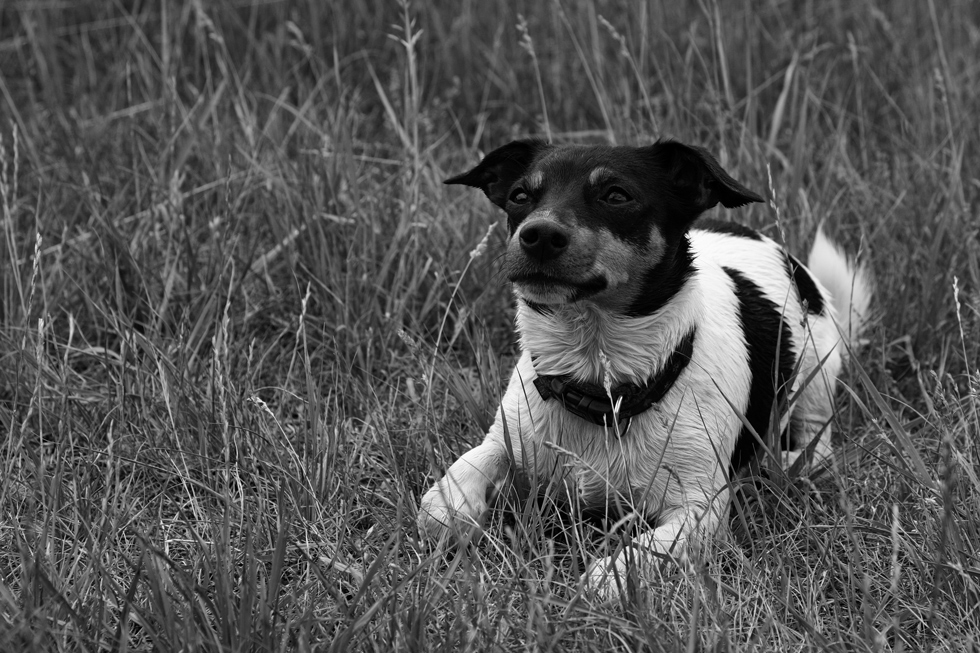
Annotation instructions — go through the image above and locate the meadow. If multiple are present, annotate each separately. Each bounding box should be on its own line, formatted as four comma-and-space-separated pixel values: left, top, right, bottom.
1, 0, 979, 650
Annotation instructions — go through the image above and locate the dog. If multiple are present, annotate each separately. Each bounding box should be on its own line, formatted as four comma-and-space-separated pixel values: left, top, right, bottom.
418, 138, 872, 599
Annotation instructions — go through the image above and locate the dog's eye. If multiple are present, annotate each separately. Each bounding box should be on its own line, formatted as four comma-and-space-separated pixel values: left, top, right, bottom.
602, 187, 632, 205
509, 188, 530, 205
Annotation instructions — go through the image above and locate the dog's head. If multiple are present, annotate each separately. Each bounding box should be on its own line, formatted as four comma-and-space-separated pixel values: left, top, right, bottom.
446, 139, 763, 314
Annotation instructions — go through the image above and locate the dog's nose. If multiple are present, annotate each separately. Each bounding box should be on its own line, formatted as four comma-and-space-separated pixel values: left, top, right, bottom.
519, 220, 570, 261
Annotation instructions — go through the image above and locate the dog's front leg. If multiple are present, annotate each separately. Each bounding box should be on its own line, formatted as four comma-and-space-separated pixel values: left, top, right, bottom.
417, 356, 538, 543
417, 440, 509, 542
585, 494, 727, 601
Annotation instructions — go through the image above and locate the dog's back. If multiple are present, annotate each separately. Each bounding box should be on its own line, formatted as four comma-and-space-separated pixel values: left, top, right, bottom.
689, 220, 873, 468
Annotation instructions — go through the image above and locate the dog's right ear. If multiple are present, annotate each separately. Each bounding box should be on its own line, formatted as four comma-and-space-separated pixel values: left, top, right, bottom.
444, 140, 549, 209
650, 140, 764, 215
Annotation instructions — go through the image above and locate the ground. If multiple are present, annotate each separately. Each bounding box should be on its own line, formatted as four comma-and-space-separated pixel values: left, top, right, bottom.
0, 1, 978, 651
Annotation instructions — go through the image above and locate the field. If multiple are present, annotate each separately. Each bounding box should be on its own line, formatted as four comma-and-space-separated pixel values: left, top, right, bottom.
1, 0, 979, 650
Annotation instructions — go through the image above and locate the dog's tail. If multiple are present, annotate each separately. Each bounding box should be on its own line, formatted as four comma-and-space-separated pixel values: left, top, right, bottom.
806, 229, 874, 349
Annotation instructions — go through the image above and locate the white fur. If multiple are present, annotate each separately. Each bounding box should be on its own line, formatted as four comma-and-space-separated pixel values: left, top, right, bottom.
808, 229, 874, 343
418, 226, 872, 601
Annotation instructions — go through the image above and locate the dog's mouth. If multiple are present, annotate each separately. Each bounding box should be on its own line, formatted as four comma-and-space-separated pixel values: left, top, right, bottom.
509, 271, 608, 303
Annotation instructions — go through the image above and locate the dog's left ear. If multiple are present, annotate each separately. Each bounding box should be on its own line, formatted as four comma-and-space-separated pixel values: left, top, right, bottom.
652, 140, 764, 214
445, 139, 550, 209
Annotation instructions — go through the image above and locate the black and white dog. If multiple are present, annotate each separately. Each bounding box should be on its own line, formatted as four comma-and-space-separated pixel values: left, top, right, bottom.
418, 139, 872, 598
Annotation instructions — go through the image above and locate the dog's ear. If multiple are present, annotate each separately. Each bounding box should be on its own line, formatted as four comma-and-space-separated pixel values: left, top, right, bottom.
652, 140, 764, 213
445, 140, 550, 209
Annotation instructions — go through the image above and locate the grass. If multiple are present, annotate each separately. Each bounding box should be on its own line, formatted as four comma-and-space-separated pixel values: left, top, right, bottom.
1, 0, 979, 650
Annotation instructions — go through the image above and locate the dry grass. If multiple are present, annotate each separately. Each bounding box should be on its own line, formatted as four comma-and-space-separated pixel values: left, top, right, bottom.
1, 0, 978, 650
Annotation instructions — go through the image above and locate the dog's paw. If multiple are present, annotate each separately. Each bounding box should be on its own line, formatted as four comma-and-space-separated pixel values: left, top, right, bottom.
582, 553, 636, 603
781, 449, 804, 471
416, 480, 487, 544
781, 448, 830, 475
583, 540, 683, 603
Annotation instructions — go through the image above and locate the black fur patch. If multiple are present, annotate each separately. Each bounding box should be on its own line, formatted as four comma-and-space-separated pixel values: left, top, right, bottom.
724, 267, 798, 470
784, 254, 825, 316
693, 218, 763, 241
626, 235, 696, 317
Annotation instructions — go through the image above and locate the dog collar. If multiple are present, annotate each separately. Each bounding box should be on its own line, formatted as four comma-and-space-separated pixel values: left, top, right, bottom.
532, 328, 696, 434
